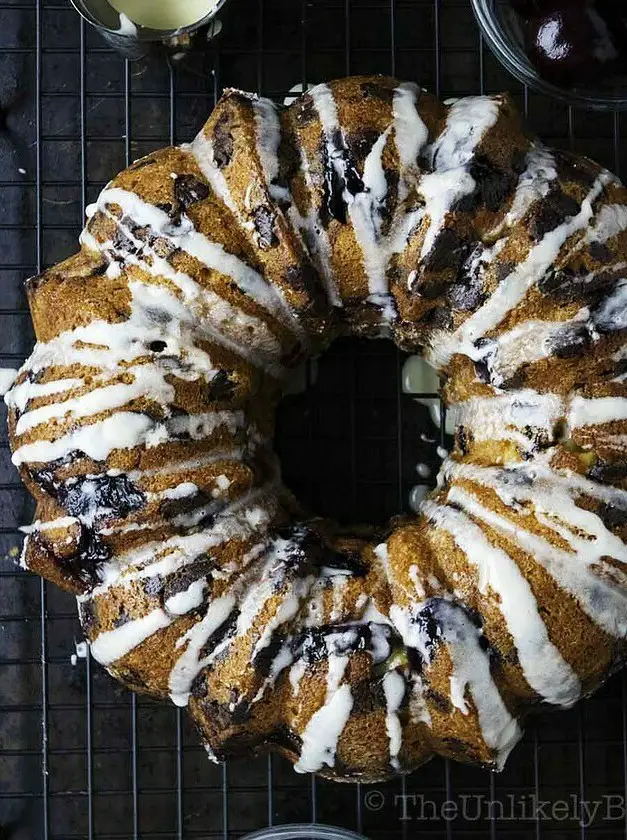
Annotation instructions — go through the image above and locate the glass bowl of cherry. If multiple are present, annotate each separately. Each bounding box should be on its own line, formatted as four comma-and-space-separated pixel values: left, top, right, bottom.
471, 0, 627, 110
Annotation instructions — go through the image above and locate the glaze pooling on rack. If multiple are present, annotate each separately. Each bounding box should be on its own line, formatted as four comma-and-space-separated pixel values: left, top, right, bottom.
7, 75, 627, 782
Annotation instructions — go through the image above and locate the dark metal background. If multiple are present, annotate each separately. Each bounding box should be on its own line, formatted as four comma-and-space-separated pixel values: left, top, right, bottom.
1, 0, 627, 837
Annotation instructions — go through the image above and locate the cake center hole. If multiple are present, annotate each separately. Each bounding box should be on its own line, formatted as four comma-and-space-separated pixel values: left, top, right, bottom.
274, 337, 449, 527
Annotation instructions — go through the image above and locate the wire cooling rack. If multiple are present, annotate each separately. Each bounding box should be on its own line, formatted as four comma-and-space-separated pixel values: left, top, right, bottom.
1, 0, 627, 838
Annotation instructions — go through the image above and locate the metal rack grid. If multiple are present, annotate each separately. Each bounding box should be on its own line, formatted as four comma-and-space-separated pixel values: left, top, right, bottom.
1, 0, 627, 837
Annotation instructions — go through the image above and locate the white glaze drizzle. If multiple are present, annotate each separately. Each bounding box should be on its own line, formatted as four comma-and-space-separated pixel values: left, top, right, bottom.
186, 130, 242, 218
488, 144, 557, 239
409, 484, 430, 512
392, 82, 429, 172
13, 411, 154, 466
417, 96, 501, 264
15, 366, 176, 436
418, 168, 475, 262
449, 390, 565, 452
569, 395, 627, 429
422, 499, 581, 706
89, 186, 297, 333
251, 96, 291, 205
165, 579, 207, 615
6, 377, 84, 414
587, 203, 627, 244
436, 172, 614, 366
408, 673, 431, 726
289, 657, 308, 697
90, 608, 172, 666
294, 640, 353, 773
426, 96, 501, 171
595, 279, 627, 334
377, 540, 523, 765
472, 310, 591, 388
382, 669, 406, 770
442, 468, 627, 638
81, 486, 276, 601
12, 407, 245, 467
169, 593, 237, 706
0, 367, 18, 396
81, 229, 284, 375
309, 82, 425, 321
437, 601, 522, 768
188, 124, 315, 342
309, 85, 392, 304
87, 497, 277, 689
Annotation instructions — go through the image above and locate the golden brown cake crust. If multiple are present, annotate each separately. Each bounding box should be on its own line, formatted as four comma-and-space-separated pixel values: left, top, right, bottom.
6, 75, 627, 781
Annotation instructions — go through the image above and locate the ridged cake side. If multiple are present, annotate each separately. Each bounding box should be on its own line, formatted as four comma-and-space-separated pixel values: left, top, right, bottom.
6, 76, 627, 781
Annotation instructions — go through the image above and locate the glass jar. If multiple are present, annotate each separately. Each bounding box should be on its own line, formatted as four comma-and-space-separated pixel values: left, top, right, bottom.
242, 825, 368, 840
470, 0, 627, 111
69, 0, 227, 59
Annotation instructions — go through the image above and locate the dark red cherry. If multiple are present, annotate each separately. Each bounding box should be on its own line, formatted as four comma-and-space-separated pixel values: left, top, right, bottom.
524, 1, 625, 87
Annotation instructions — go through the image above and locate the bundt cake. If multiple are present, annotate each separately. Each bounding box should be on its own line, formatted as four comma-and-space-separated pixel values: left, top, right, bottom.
7, 75, 627, 782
